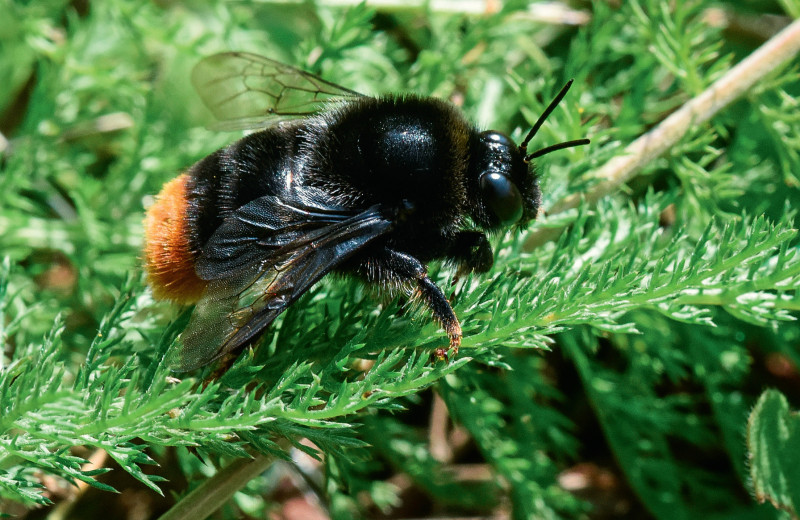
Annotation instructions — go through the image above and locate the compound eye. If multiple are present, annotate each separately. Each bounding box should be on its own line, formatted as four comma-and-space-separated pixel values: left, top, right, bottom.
480, 172, 523, 226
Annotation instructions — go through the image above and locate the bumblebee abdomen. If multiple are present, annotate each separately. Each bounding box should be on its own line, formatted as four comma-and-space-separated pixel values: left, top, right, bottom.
144, 173, 207, 303
144, 128, 296, 303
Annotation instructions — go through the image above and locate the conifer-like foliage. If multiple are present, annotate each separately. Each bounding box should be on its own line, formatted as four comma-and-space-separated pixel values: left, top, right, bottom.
1, 1, 799, 518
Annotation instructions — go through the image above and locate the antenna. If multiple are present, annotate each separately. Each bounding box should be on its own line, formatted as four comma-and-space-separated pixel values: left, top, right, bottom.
525, 139, 591, 161
519, 79, 589, 162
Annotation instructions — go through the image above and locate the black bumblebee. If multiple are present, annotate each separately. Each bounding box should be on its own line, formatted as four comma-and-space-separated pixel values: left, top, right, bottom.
144, 52, 588, 371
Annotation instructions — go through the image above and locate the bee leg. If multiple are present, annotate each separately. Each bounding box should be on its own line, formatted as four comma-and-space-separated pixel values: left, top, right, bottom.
359, 248, 462, 360
445, 232, 493, 305
447, 231, 493, 281
202, 352, 238, 386
415, 273, 461, 361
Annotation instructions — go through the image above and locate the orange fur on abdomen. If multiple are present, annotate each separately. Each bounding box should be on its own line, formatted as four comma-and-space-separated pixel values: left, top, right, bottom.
144, 174, 207, 303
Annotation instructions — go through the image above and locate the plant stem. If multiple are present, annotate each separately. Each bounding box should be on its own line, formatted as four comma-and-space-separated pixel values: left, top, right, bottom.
157, 454, 274, 520
526, 16, 800, 248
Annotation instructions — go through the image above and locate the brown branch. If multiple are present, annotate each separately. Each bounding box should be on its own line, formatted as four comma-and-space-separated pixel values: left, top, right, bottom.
526, 17, 800, 249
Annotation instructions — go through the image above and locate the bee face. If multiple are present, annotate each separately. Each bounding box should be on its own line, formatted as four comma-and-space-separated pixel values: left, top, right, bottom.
470, 131, 541, 230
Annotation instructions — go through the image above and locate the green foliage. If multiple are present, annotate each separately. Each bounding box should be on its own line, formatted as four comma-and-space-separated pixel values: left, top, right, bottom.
747, 389, 800, 517
1, 0, 799, 518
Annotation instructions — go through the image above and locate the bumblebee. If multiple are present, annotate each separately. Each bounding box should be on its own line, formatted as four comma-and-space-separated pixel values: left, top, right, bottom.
144, 52, 588, 371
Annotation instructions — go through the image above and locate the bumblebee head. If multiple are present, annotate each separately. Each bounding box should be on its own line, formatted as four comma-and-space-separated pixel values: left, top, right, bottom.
471, 130, 532, 228
470, 80, 589, 231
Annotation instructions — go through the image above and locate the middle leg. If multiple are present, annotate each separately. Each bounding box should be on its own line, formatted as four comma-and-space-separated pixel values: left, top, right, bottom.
355, 247, 461, 359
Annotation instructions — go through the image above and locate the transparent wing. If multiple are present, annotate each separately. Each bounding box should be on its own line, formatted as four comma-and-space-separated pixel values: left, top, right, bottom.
168, 202, 391, 372
191, 51, 367, 130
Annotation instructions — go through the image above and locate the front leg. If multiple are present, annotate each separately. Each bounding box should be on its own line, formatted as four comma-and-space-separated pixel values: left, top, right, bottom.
356, 247, 461, 360
447, 231, 493, 280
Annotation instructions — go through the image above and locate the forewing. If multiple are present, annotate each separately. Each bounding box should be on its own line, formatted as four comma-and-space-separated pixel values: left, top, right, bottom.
168, 203, 391, 371
192, 52, 366, 130
194, 191, 354, 281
